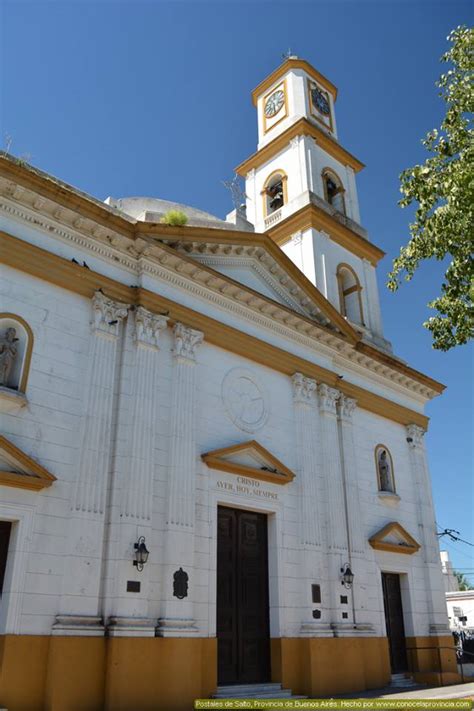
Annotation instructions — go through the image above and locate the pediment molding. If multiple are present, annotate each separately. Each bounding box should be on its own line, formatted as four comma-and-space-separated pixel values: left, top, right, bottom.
0, 163, 444, 400
369, 521, 420, 555
0, 435, 56, 490
202, 440, 295, 486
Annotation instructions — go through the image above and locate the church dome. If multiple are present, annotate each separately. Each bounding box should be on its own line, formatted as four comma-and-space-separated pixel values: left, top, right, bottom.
105, 196, 228, 228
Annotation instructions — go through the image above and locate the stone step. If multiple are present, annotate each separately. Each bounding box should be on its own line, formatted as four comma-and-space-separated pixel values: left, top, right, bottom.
215, 683, 283, 695
214, 682, 306, 699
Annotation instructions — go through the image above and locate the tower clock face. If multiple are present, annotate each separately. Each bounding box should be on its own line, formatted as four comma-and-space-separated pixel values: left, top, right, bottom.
311, 87, 330, 116
264, 89, 285, 118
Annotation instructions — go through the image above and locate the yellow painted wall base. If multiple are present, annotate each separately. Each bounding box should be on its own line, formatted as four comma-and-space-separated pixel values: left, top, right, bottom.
271, 636, 391, 696
0, 633, 460, 710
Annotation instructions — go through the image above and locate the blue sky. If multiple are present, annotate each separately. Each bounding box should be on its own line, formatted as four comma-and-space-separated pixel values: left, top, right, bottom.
2, 1, 473, 582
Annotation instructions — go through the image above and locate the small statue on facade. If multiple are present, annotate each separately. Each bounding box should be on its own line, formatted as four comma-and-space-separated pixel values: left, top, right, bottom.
0, 327, 19, 388
378, 449, 392, 492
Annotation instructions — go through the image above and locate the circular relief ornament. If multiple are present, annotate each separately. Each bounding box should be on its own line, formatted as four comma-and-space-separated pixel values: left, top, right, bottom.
222, 368, 269, 433
264, 89, 285, 118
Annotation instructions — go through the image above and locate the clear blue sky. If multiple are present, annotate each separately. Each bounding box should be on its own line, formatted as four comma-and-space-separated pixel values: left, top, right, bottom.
2, 1, 473, 582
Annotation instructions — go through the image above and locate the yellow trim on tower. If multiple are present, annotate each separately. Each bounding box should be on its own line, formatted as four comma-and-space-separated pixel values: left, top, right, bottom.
236, 118, 365, 177
263, 80, 289, 134
268, 203, 385, 266
252, 57, 338, 105
307, 78, 334, 134
261, 169, 288, 217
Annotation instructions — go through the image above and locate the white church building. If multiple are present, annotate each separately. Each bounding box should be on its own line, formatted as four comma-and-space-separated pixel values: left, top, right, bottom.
0, 56, 459, 710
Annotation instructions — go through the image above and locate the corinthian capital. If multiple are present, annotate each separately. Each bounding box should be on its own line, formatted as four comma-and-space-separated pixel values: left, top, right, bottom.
91, 291, 130, 337
406, 423, 425, 449
339, 394, 357, 420
173, 322, 204, 363
292, 372, 317, 406
134, 306, 168, 348
317, 383, 340, 414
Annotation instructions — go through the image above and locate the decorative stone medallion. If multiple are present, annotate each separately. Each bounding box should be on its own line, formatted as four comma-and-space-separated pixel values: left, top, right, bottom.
222, 368, 268, 433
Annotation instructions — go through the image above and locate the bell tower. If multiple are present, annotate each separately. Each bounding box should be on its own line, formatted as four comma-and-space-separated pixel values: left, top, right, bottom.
235, 56, 391, 351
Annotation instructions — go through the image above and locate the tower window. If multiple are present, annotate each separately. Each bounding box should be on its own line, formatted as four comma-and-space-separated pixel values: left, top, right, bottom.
322, 169, 346, 215
262, 170, 287, 216
336, 264, 364, 326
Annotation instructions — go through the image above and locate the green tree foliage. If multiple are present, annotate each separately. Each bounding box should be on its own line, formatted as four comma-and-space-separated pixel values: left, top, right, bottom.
454, 570, 474, 591
161, 210, 188, 226
388, 27, 474, 350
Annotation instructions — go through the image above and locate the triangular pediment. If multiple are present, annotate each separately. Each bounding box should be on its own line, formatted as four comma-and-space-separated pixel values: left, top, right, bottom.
188, 255, 303, 313
369, 522, 420, 555
202, 440, 295, 485
153, 233, 359, 344
0, 435, 56, 490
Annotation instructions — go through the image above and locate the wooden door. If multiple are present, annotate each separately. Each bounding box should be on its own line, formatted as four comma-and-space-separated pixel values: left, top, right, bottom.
217, 506, 270, 685
382, 572, 408, 672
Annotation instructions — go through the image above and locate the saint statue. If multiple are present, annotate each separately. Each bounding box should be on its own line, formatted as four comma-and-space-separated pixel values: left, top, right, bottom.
378, 449, 392, 492
0, 327, 19, 388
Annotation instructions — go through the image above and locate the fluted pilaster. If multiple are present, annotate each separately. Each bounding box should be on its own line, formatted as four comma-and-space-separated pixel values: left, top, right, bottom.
120, 307, 168, 520
407, 424, 439, 565
338, 395, 365, 555
74, 292, 129, 514
292, 373, 322, 547
317, 384, 347, 552
166, 323, 203, 528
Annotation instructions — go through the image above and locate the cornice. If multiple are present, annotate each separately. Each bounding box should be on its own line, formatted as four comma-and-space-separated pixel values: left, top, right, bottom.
252, 58, 338, 105
0, 175, 443, 397
266, 202, 385, 266
235, 118, 364, 177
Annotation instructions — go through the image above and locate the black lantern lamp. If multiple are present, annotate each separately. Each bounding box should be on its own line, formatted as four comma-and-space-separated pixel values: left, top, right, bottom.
133, 536, 149, 572
341, 563, 354, 590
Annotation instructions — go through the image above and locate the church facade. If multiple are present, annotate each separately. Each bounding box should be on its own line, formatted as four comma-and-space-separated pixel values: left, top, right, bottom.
0, 57, 458, 710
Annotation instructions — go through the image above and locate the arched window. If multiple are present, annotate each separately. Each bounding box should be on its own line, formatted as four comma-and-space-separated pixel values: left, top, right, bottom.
375, 445, 396, 493
262, 170, 287, 216
336, 264, 364, 325
0, 314, 34, 393
322, 169, 346, 215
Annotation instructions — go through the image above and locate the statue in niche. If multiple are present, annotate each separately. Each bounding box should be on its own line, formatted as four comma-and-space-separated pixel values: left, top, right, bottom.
378, 449, 393, 492
0, 327, 19, 388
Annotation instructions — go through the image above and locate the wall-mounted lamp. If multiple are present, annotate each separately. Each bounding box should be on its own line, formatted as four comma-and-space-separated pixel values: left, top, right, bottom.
133, 536, 149, 572
340, 563, 354, 590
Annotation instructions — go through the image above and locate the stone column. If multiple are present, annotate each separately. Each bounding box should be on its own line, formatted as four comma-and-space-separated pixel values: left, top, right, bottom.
105, 307, 168, 636
293, 374, 332, 636
407, 424, 449, 635
121, 307, 168, 521
157, 322, 203, 637
54, 291, 129, 634
292, 373, 322, 548
338, 395, 364, 556
317, 384, 348, 624
337, 395, 368, 628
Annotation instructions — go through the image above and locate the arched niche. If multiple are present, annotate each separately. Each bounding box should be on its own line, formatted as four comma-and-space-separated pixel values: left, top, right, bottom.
262, 169, 288, 216
0, 314, 34, 394
322, 168, 346, 215
336, 263, 364, 326
375, 444, 396, 494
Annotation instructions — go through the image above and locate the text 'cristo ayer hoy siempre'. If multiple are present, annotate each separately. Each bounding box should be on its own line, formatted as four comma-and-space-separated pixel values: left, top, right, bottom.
217, 476, 278, 500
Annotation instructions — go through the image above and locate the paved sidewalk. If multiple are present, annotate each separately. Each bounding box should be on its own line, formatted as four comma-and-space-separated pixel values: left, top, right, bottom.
331, 682, 474, 701
377, 682, 474, 700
